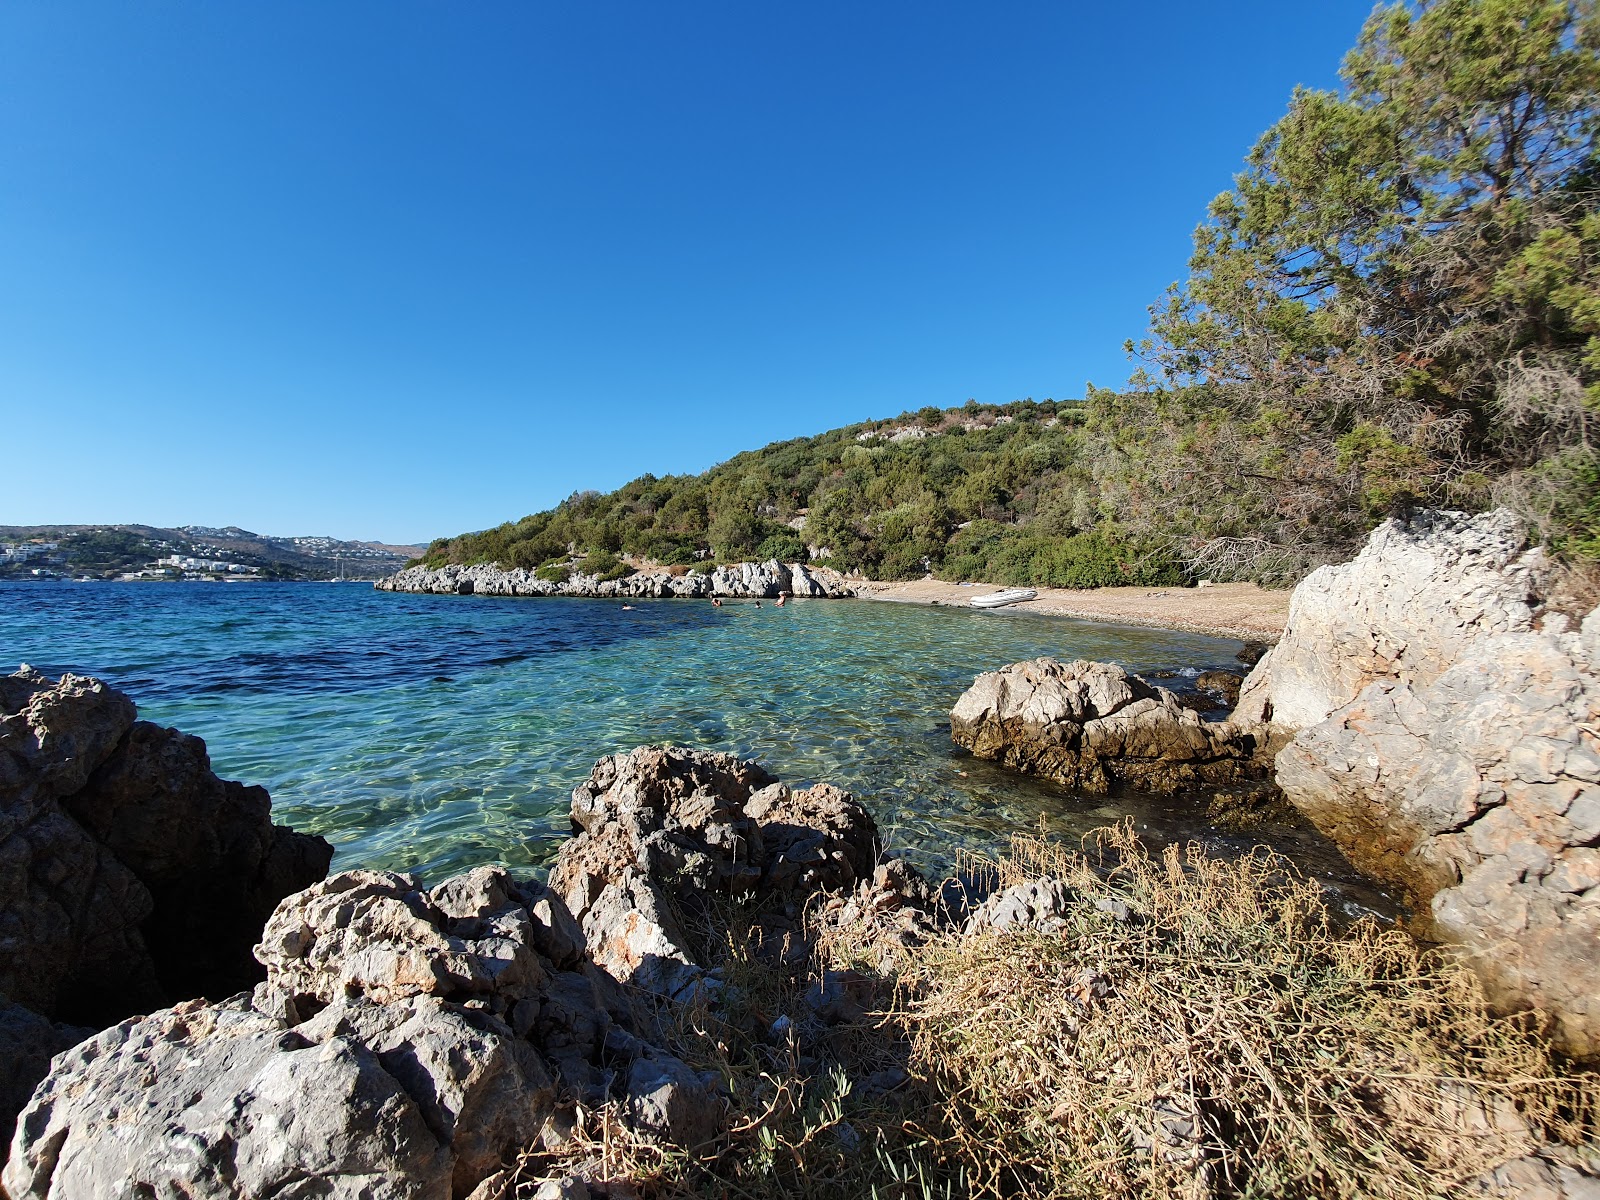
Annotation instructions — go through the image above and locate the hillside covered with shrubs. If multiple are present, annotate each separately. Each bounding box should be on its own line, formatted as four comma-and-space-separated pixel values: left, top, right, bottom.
425, 0, 1600, 589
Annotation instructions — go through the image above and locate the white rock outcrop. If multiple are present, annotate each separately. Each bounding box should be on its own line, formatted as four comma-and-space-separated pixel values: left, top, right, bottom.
949, 659, 1269, 793
375, 560, 853, 599
1236, 510, 1600, 1058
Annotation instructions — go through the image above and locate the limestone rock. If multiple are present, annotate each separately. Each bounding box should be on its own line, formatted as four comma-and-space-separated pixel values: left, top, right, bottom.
68, 719, 332, 1003
375, 560, 854, 600
0, 667, 331, 1032
0, 667, 160, 1023
962, 878, 1077, 937
0, 996, 91, 1164
11, 863, 724, 1198
3, 996, 456, 1200
550, 746, 880, 1000
1275, 625, 1600, 1057
949, 659, 1268, 793
1233, 509, 1545, 731
1245, 510, 1600, 1059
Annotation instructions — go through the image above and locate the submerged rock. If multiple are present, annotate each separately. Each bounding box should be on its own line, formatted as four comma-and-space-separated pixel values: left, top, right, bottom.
376, 559, 854, 600
1236, 510, 1600, 1059
948, 658, 1269, 793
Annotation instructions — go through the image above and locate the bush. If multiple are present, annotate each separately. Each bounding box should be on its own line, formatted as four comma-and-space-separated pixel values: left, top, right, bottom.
755, 531, 806, 562
495, 826, 1598, 1199
895, 827, 1600, 1198
534, 563, 571, 583
575, 552, 633, 582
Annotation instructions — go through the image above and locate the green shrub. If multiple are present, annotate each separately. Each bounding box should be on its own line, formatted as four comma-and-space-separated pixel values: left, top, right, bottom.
575, 552, 634, 582
755, 531, 806, 562
534, 563, 571, 583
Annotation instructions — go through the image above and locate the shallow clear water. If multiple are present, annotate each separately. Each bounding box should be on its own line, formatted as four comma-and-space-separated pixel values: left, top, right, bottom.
0, 581, 1393, 915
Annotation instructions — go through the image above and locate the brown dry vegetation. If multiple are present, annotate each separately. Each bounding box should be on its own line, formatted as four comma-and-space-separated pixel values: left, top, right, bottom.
487, 828, 1598, 1199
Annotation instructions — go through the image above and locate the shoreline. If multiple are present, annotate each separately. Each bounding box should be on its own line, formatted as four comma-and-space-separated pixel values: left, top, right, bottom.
851, 577, 1290, 642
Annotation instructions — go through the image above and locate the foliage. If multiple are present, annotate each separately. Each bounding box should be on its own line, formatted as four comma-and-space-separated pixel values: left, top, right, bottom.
425, 1, 1600, 584
420, 400, 1177, 587
575, 552, 634, 582
1108, 0, 1600, 571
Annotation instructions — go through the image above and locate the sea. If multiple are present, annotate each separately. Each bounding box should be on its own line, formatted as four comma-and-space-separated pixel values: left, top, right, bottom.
0, 581, 1393, 914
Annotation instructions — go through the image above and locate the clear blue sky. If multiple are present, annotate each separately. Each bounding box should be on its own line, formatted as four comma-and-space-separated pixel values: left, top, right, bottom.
3, 2, 1376, 545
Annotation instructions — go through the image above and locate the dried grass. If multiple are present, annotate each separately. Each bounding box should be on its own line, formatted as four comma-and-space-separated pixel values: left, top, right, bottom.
901, 826, 1599, 1199
497, 827, 1598, 1199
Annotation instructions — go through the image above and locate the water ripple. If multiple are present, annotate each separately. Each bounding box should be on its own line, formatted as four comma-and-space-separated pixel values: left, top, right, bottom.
0, 581, 1394, 918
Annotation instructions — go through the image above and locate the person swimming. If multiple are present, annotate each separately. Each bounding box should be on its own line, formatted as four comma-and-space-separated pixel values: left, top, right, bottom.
711, 598, 722, 607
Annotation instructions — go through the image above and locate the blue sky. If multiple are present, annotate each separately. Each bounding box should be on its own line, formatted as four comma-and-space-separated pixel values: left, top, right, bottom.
3, 2, 1376, 545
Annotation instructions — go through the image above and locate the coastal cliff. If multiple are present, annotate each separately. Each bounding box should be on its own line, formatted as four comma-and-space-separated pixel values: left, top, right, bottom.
375, 558, 854, 599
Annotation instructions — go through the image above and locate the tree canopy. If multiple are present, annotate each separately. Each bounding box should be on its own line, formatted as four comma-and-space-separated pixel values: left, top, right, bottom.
1102, 0, 1600, 573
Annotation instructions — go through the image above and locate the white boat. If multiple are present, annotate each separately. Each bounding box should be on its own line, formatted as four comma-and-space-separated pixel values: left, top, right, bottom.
969, 588, 1037, 609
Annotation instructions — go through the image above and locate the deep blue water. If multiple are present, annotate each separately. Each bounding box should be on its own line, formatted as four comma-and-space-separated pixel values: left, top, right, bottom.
0, 581, 1389, 912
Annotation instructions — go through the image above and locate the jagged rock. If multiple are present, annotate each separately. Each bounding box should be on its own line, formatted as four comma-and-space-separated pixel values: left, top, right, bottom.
550, 746, 879, 1001
1233, 509, 1545, 731
948, 659, 1268, 793
1240, 511, 1600, 1060
0, 996, 91, 1164
9, 863, 723, 1198
69, 720, 332, 1003
375, 560, 854, 600
0, 668, 161, 1023
1195, 670, 1243, 708
0, 667, 331, 1029
3, 996, 457, 1200
816, 858, 944, 970
962, 877, 1077, 936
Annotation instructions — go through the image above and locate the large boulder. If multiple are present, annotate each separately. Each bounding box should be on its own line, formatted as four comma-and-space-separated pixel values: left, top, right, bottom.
948, 658, 1268, 792
0, 666, 334, 1163
0, 666, 332, 1024
1240, 511, 1600, 1059
1233, 508, 1544, 731
6, 865, 723, 1200
549, 746, 879, 1001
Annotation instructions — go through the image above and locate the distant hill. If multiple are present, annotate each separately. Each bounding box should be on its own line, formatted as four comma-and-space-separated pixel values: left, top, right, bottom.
0, 524, 427, 581
419, 398, 1192, 589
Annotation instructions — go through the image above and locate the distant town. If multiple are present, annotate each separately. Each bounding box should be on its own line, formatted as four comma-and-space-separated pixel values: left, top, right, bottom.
0, 525, 426, 582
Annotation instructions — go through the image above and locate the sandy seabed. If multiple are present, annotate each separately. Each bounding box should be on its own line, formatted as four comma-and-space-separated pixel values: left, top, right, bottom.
852, 577, 1290, 642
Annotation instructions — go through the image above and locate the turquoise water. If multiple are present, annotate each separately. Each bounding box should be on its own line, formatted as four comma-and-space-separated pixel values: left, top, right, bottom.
0, 581, 1389, 911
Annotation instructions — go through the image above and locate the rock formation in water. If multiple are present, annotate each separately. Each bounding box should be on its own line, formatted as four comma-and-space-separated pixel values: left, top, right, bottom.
0, 666, 333, 1145
549, 745, 879, 1002
948, 658, 1271, 792
1232, 509, 1600, 1059
375, 558, 854, 599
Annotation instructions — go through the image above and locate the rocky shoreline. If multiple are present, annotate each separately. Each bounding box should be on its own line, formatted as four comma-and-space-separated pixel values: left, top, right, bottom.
951, 509, 1600, 1062
375, 559, 854, 599
4, 508, 1598, 1197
